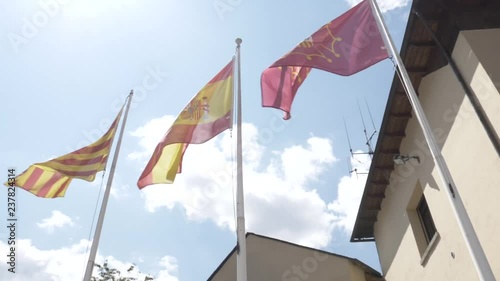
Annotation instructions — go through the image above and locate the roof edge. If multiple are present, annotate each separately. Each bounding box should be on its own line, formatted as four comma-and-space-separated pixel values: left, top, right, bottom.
207, 232, 382, 280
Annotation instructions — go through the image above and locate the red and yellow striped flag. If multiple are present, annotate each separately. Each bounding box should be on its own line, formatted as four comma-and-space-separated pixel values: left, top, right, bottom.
137, 59, 234, 189
6, 108, 123, 198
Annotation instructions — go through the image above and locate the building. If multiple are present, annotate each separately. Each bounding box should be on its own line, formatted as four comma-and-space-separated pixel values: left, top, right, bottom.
351, 0, 500, 280
207, 233, 384, 281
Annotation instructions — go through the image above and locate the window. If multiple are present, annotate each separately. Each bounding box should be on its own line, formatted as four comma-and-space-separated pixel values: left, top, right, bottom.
407, 182, 439, 265
417, 196, 437, 244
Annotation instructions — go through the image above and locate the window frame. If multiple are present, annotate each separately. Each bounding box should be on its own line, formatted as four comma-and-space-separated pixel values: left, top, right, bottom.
416, 196, 437, 245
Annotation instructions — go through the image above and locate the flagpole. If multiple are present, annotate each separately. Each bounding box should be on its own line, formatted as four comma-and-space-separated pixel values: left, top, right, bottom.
367, 1, 495, 280
83, 90, 134, 281
235, 38, 248, 281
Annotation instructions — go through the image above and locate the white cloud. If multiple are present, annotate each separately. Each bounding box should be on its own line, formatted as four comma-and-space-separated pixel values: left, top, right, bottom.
281, 137, 336, 186
129, 116, 368, 248
328, 152, 371, 233
87, 172, 130, 199
0, 239, 179, 281
108, 175, 132, 200
37, 210, 75, 233
84, 147, 130, 196
345, 0, 410, 13
157, 256, 179, 281
128, 115, 176, 161
0, 239, 89, 281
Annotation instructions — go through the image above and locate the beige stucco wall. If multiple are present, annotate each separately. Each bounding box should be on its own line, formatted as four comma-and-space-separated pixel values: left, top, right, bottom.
209, 234, 378, 281
373, 29, 500, 281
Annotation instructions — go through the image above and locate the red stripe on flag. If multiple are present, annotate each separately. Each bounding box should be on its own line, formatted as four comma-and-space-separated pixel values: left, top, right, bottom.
53, 155, 106, 166
207, 60, 234, 84
72, 138, 113, 155
37, 173, 64, 197
23, 167, 44, 189
177, 143, 189, 174
55, 169, 100, 178
52, 178, 71, 198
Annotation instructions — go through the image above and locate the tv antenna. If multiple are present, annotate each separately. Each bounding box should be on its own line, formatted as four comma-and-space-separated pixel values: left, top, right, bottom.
344, 117, 369, 178
357, 98, 377, 158
346, 156, 368, 178
343, 97, 378, 177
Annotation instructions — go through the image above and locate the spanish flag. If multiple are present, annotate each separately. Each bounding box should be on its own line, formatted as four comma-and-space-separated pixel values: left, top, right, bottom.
6, 107, 123, 198
137, 59, 234, 189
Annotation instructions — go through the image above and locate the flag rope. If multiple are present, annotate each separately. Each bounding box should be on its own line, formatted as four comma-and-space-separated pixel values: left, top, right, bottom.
81, 171, 107, 278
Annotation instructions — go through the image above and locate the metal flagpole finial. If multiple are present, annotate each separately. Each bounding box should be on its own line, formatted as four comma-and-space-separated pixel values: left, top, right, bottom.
235, 38, 242, 46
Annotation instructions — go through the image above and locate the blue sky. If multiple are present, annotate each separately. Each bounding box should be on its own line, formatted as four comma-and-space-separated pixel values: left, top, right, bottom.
1, 0, 411, 280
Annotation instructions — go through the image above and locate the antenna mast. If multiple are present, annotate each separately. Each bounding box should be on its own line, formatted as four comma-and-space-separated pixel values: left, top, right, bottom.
357, 98, 374, 157
364, 97, 378, 155
343, 117, 354, 158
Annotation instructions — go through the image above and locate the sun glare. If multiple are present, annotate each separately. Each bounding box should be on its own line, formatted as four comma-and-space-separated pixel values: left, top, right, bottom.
61, 0, 137, 20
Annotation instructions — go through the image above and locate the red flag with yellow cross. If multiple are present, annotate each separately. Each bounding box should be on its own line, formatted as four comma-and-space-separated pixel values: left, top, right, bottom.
261, 0, 388, 119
